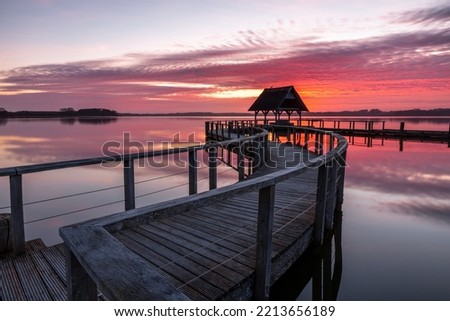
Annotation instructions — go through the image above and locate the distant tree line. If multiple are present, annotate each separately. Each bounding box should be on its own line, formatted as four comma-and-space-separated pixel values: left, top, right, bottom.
0, 107, 118, 118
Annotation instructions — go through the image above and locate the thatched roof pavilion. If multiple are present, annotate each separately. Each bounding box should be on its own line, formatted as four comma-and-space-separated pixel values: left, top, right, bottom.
248, 86, 309, 124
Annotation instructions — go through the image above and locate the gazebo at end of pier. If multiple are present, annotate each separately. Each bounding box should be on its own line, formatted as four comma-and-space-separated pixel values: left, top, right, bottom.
248, 85, 309, 125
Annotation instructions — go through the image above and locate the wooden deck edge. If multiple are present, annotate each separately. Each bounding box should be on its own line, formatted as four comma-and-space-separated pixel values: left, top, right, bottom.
222, 225, 314, 300
60, 225, 190, 301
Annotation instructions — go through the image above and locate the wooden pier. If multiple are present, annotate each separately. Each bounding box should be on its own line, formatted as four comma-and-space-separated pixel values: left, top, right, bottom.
1, 122, 348, 300
297, 119, 450, 145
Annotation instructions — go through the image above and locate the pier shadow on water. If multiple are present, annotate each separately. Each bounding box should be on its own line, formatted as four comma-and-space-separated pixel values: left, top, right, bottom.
270, 211, 343, 301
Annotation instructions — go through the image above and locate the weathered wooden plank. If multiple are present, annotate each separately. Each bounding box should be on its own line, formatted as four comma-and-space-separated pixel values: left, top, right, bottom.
175, 213, 255, 249
124, 229, 243, 301
24, 239, 47, 252
1, 258, 26, 300
192, 206, 289, 251
141, 222, 250, 267
134, 222, 253, 275
114, 234, 205, 301
120, 227, 243, 290
41, 244, 66, 283
30, 251, 66, 301
137, 224, 256, 273
206, 203, 300, 246
13, 254, 52, 300
60, 225, 189, 301
161, 217, 250, 254
127, 225, 251, 285
114, 231, 216, 300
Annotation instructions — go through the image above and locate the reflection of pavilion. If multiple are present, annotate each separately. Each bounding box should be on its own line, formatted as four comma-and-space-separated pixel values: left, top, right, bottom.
248, 86, 309, 125
270, 211, 343, 301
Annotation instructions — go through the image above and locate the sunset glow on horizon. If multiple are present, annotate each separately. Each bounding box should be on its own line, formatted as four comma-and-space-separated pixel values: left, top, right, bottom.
0, 0, 449, 113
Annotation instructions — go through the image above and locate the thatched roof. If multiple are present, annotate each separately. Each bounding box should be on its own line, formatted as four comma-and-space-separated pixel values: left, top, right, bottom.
248, 86, 309, 113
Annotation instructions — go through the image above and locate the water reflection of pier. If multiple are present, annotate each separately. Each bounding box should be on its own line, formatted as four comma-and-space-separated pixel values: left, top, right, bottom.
271, 211, 343, 301
297, 119, 450, 151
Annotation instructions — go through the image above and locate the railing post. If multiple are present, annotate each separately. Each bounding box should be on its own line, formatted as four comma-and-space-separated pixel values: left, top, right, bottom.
205, 121, 209, 140
215, 122, 219, 138
208, 147, 217, 190
329, 133, 334, 152
314, 163, 328, 246
237, 143, 245, 181
399, 122, 405, 152
319, 133, 324, 155
263, 134, 269, 165
123, 158, 135, 210
188, 149, 198, 195
9, 174, 25, 255
255, 184, 275, 300
252, 139, 260, 172
314, 132, 319, 154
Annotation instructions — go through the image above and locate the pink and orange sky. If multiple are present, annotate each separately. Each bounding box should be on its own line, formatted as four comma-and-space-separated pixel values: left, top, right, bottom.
0, 0, 449, 113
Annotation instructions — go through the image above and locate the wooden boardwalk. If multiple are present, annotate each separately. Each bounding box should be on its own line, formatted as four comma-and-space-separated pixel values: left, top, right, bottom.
110, 144, 318, 300
0, 143, 319, 301
67, 141, 324, 301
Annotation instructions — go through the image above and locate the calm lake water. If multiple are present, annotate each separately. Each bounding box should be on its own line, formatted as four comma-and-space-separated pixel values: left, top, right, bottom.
1, 116, 449, 300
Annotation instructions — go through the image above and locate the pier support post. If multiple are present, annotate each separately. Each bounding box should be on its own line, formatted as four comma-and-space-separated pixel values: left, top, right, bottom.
204, 122, 210, 140
325, 162, 337, 230
312, 244, 323, 301
188, 149, 198, 195
9, 174, 25, 256
314, 164, 328, 246
123, 159, 135, 210
336, 150, 347, 211
66, 248, 97, 300
255, 184, 275, 300
208, 147, 217, 190
399, 122, 405, 152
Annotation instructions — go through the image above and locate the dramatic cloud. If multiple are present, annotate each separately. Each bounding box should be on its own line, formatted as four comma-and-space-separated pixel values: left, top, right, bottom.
394, 4, 450, 24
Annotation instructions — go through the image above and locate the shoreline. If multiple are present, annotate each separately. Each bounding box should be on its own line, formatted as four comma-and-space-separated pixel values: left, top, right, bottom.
1, 108, 450, 119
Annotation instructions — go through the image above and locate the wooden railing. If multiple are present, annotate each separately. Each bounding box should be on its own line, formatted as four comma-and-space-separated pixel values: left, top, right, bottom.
0, 126, 268, 256
60, 123, 348, 300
